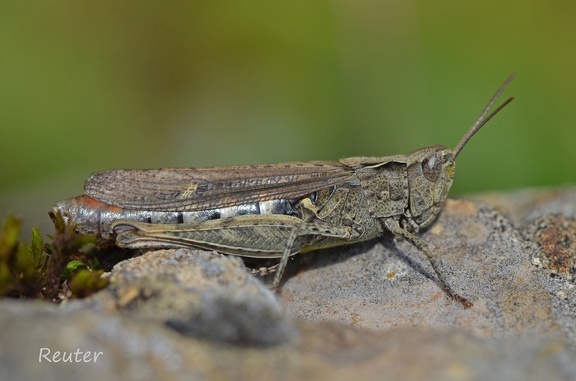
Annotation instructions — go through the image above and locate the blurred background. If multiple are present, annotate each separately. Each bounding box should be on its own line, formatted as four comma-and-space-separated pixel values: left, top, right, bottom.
1, 1, 575, 236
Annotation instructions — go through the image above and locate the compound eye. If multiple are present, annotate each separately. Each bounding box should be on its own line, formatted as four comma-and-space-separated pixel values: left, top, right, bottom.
421, 152, 443, 182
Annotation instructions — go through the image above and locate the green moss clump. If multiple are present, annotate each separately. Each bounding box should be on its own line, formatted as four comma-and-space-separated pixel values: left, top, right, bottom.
0, 213, 111, 301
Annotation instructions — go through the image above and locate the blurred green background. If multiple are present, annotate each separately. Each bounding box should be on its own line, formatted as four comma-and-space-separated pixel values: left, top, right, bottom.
1, 1, 575, 235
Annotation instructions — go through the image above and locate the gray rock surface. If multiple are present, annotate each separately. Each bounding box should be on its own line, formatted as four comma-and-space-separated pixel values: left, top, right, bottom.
2, 187, 576, 380
86, 249, 295, 346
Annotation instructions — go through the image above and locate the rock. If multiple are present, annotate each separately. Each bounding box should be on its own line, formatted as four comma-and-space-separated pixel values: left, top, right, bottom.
83, 248, 296, 346
280, 199, 553, 337
2, 187, 576, 380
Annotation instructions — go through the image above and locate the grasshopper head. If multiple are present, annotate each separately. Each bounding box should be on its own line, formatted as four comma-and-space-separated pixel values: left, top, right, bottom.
405, 74, 516, 230
405, 145, 455, 229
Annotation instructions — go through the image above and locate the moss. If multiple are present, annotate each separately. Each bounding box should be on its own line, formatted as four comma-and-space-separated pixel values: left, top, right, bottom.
69, 269, 108, 298
0, 213, 114, 302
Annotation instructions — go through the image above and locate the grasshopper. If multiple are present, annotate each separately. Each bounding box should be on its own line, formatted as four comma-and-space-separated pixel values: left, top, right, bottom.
51, 75, 515, 308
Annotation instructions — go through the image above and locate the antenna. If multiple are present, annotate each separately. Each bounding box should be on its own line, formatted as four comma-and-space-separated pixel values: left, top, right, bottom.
450, 74, 515, 164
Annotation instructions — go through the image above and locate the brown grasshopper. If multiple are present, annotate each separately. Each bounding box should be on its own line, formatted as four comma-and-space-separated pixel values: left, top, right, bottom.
51, 74, 515, 308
